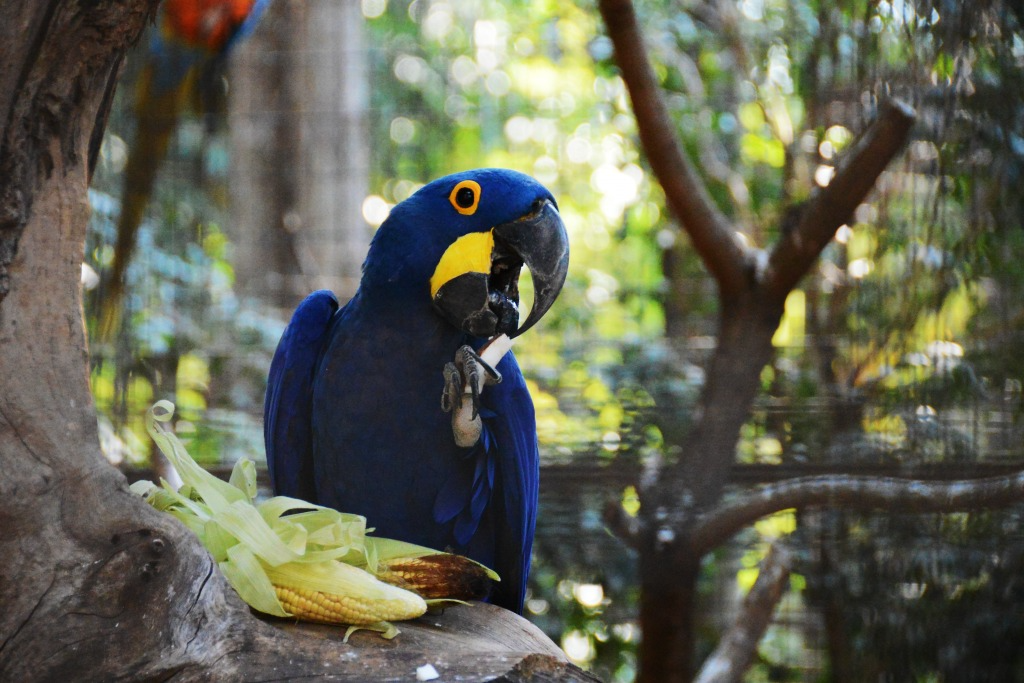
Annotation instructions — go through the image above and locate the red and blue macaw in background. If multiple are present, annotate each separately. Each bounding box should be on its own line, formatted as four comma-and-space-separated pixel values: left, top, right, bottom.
101, 0, 270, 336
264, 169, 570, 614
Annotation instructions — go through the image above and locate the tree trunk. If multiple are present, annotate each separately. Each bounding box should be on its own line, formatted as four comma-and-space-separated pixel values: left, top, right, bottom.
228, 0, 371, 312
637, 546, 700, 682
635, 297, 779, 681
678, 296, 783, 507
0, 3, 592, 680
0, 4, 221, 680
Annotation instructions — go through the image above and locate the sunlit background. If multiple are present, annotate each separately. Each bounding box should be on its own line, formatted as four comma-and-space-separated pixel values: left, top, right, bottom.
86, 1, 1024, 680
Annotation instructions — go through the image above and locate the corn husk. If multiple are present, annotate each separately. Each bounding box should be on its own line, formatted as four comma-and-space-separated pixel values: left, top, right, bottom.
131, 400, 497, 636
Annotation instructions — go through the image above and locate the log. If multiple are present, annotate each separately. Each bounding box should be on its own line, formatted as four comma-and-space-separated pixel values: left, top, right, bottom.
269, 603, 599, 682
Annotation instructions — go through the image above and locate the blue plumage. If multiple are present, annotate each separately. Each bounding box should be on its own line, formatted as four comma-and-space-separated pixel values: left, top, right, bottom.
264, 289, 338, 502
265, 169, 568, 613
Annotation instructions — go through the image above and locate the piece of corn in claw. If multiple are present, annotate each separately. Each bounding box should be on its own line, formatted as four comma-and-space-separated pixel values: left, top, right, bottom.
274, 584, 427, 625
377, 553, 496, 601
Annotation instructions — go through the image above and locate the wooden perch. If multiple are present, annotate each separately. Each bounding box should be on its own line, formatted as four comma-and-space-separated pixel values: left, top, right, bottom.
694, 544, 792, 683
264, 602, 600, 682
690, 470, 1024, 555
598, 0, 750, 300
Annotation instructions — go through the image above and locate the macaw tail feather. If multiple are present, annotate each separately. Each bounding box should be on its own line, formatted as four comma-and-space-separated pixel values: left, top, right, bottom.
98, 64, 195, 341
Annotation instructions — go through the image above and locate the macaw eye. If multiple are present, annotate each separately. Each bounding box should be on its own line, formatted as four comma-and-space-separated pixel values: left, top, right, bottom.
449, 180, 481, 215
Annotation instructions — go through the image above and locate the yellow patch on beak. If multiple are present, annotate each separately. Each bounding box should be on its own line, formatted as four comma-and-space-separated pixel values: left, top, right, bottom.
429, 230, 494, 298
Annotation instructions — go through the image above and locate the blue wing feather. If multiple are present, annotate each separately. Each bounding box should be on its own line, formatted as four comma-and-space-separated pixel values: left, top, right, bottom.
264, 290, 339, 501
484, 351, 539, 613
433, 453, 475, 524
424, 350, 538, 612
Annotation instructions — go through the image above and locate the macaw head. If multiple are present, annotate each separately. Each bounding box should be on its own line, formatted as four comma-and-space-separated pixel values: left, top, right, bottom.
363, 168, 570, 338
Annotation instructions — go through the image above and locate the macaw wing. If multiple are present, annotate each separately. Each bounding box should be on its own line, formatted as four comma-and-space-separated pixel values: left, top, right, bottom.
487, 351, 539, 614
264, 290, 339, 501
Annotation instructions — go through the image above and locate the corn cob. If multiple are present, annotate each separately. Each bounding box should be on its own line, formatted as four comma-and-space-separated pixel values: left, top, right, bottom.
136, 402, 485, 633
266, 560, 428, 625
274, 584, 426, 625
377, 553, 495, 601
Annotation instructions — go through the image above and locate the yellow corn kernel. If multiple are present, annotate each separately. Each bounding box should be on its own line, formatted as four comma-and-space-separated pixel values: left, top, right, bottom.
274, 584, 426, 625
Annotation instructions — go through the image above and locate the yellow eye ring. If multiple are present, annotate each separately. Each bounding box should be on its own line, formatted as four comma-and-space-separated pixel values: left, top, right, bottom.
449, 180, 481, 215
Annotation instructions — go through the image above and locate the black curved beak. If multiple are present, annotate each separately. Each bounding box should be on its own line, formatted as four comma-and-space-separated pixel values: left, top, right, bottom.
492, 198, 569, 337
431, 199, 569, 339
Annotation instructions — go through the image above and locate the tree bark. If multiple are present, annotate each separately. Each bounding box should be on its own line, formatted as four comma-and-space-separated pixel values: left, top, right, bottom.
0, 2, 593, 680
637, 545, 701, 681
0, 4, 217, 680
673, 297, 783, 508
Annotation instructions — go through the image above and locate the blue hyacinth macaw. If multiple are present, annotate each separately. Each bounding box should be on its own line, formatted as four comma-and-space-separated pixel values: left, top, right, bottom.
264, 169, 569, 614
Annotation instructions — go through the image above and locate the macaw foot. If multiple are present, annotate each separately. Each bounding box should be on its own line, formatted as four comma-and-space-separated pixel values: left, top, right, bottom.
442, 345, 501, 447
441, 336, 513, 447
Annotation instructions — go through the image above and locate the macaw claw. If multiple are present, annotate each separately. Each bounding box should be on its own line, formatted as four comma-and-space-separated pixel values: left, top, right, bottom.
441, 345, 502, 447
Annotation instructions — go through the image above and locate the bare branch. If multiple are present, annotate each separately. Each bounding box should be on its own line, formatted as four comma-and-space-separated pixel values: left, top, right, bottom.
691, 470, 1024, 555
763, 100, 916, 301
694, 544, 792, 683
598, 0, 751, 299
